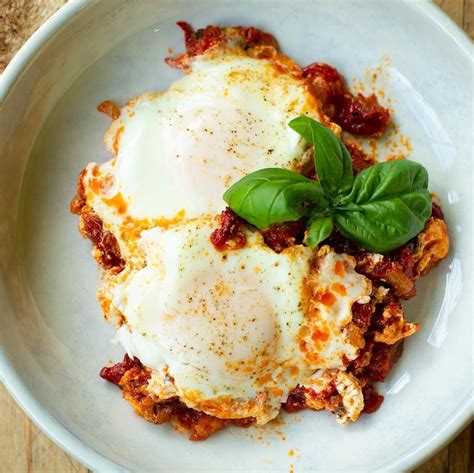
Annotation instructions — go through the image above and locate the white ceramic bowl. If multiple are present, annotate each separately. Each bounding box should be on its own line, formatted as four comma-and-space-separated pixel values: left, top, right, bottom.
1, 1, 472, 471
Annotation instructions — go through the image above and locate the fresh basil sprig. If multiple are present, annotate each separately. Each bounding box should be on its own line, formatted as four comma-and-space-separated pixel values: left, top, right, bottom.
223, 116, 432, 253
334, 160, 432, 252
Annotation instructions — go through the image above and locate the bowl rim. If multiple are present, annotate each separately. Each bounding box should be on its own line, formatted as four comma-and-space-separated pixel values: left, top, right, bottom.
0, 0, 472, 471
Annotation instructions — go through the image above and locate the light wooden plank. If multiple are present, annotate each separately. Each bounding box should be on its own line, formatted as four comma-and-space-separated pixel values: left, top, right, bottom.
448, 424, 473, 473
412, 424, 473, 473
435, 0, 465, 26
28, 423, 87, 473
464, 0, 474, 38
0, 384, 28, 473
0, 385, 89, 473
413, 444, 449, 473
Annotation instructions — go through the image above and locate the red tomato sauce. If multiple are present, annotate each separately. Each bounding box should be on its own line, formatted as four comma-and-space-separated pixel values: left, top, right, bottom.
210, 207, 247, 251
303, 62, 390, 137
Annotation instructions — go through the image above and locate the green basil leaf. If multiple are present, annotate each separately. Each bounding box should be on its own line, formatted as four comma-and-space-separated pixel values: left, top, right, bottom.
289, 115, 353, 197
305, 216, 334, 248
334, 190, 432, 253
223, 168, 328, 229
333, 159, 432, 252
348, 159, 429, 205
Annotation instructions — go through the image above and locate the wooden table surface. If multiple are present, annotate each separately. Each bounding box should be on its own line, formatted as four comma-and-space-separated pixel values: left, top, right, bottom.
1, 1, 472, 472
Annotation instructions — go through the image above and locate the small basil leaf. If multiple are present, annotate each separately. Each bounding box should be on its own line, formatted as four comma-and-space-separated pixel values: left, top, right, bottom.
223, 168, 328, 229
348, 159, 429, 205
305, 216, 334, 248
289, 115, 353, 197
334, 190, 432, 253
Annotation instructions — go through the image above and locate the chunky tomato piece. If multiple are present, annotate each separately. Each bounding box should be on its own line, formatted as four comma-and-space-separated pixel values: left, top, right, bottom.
97, 100, 121, 120
352, 301, 374, 330
176, 21, 222, 56
303, 62, 390, 137
244, 26, 278, 48
81, 207, 125, 270
100, 354, 142, 385
363, 341, 403, 382
362, 384, 384, 413
303, 62, 346, 100
370, 248, 416, 300
210, 208, 247, 251
336, 93, 390, 137
283, 385, 307, 413
260, 219, 306, 253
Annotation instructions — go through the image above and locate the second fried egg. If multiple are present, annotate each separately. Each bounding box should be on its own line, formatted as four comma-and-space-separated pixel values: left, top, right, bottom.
111, 219, 371, 423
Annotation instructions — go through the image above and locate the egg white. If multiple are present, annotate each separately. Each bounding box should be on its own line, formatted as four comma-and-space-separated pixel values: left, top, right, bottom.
82, 52, 321, 258
108, 219, 371, 423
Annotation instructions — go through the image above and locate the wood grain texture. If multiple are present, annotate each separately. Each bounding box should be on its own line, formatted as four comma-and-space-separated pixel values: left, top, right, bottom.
0, 385, 89, 473
0, 0, 472, 472
465, 0, 474, 36
435, 0, 465, 25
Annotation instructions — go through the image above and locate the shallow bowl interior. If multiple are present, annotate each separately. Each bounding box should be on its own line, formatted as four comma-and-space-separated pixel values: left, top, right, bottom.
0, 1, 472, 471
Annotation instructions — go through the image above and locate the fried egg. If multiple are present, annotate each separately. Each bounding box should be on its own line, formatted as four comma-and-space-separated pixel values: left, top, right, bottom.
82, 52, 323, 257
109, 219, 371, 423
83, 45, 371, 425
